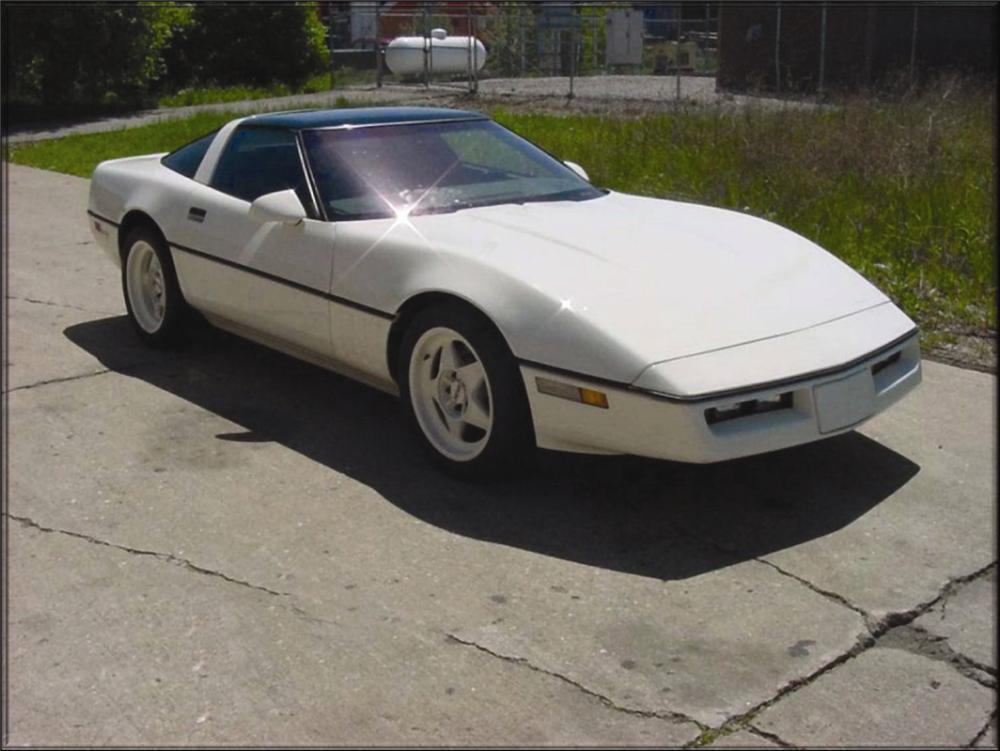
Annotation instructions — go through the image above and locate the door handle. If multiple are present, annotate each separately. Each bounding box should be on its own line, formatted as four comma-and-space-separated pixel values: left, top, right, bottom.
188, 207, 207, 223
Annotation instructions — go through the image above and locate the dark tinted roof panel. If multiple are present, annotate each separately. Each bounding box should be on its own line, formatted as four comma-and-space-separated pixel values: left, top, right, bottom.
248, 106, 484, 130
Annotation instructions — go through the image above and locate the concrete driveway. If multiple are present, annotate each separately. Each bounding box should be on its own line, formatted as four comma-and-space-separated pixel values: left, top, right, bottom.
3, 163, 996, 747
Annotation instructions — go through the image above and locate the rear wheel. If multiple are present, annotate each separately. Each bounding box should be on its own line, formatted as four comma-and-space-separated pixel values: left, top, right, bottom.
399, 304, 535, 479
122, 226, 188, 347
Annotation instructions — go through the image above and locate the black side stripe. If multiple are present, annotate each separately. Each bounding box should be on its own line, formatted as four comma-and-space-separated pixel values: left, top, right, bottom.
167, 241, 395, 320
86, 210, 394, 321
87, 210, 120, 228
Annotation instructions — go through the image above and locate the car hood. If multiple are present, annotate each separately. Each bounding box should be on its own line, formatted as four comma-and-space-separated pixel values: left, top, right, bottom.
406, 191, 889, 383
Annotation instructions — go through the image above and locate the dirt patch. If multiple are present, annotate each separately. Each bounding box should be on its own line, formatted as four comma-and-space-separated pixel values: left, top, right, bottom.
925, 330, 997, 375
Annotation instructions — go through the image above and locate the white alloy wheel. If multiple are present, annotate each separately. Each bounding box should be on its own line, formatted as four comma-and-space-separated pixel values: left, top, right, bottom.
126, 240, 167, 334
408, 327, 494, 462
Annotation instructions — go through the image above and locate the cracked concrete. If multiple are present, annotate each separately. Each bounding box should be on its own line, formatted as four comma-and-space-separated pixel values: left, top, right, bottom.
446, 633, 703, 729
8, 520, 702, 746
878, 622, 994, 688
912, 566, 996, 677
7, 293, 115, 315
753, 646, 994, 747
702, 727, 782, 747
4, 161, 996, 745
5, 367, 114, 394
972, 714, 997, 748
7, 513, 292, 598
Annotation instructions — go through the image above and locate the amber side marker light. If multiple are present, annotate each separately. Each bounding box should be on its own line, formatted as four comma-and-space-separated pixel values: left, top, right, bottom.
536, 377, 609, 409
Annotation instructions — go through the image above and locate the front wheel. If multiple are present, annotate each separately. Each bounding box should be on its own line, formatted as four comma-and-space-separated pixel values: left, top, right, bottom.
399, 305, 535, 479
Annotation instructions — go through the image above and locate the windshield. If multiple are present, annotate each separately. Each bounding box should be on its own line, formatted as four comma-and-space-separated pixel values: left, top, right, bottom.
301, 119, 603, 221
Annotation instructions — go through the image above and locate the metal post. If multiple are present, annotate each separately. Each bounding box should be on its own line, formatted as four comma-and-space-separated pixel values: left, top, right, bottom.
818, 1, 827, 97
909, 5, 919, 84
569, 25, 575, 98
423, 6, 430, 89
591, 14, 597, 72
467, 3, 474, 93
328, 2, 336, 90
774, 2, 782, 93
519, 5, 526, 76
675, 13, 681, 100
375, 2, 383, 88
704, 2, 710, 75
472, 11, 478, 94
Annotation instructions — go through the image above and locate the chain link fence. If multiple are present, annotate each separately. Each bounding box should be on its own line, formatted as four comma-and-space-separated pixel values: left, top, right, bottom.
321, 2, 720, 100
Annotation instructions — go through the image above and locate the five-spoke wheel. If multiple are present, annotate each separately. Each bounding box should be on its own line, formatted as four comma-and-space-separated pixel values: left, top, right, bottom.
409, 328, 494, 462
400, 304, 535, 478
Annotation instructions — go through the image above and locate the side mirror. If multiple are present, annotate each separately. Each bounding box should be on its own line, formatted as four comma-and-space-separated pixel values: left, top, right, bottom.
564, 160, 589, 182
249, 189, 307, 225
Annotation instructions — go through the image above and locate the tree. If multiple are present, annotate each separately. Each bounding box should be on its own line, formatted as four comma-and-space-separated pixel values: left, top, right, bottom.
5, 4, 190, 108
173, 3, 329, 89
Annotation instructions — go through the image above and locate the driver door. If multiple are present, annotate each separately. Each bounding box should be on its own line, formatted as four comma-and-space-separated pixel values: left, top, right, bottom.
171, 125, 337, 358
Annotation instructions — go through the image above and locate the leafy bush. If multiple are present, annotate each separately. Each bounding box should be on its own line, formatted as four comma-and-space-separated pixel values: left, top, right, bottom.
4, 4, 188, 109
4, 3, 329, 116
167, 4, 329, 90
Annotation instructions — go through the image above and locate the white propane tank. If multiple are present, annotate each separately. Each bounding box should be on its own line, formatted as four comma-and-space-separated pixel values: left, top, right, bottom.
385, 28, 487, 76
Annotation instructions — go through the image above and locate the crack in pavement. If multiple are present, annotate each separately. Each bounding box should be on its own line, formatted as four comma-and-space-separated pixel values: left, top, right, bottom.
7, 295, 119, 316
669, 516, 996, 673
877, 623, 996, 689
968, 710, 996, 748
5, 357, 170, 394
756, 557, 873, 626
7, 512, 290, 597
666, 516, 873, 625
744, 724, 797, 749
5, 513, 348, 632
445, 633, 705, 731
870, 562, 997, 637
700, 561, 998, 740
686, 722, 798, 749
4, 368, 114, 393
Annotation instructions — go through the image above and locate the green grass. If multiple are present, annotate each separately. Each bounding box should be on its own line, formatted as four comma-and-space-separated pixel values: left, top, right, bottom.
7, 111, 239, 176
8, 81, 995, 343
157, 69, 376, 107
492, 83, 995, 339
5, 97, 342, 177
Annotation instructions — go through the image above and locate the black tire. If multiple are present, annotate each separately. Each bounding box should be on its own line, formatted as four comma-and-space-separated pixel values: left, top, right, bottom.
121, 225, 188, 348
398, 303, 536, 480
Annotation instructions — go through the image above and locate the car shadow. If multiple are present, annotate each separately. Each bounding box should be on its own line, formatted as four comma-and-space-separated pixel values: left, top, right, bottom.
64, 316, 921, 582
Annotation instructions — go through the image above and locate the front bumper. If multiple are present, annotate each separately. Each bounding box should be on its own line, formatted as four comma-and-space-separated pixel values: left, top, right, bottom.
520, 333, 921, 463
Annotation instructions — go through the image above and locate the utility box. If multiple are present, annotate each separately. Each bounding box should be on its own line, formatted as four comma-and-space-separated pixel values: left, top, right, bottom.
606, 10, 644, 66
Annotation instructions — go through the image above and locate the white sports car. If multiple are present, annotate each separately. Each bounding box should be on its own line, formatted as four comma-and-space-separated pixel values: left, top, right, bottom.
88, 106, 921, 477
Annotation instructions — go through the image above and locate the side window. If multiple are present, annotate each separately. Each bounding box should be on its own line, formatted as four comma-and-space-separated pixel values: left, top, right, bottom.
162, 131, 216, 179
210, 127, 309, 205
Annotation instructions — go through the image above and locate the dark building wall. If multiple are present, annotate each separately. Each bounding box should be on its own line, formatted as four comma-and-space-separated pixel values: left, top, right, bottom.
719, 3, 996, 93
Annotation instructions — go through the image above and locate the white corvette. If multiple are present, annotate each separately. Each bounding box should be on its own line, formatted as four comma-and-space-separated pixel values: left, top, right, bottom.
88, 106, 921, 476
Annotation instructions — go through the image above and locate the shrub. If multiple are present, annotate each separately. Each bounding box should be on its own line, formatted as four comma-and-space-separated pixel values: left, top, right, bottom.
168, 3, 330, 90
4, 4, 188, 109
